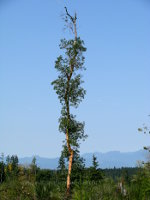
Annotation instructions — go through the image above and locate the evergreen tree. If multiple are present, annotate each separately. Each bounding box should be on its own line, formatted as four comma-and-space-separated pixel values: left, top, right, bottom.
58, 153, 66, 172
57, 152, 66, 181
0, 153, 5, 183
92, 154, 99, 170
71, 151, 85, 183
90, 155, 103, 182
30, 156, 37, 178
11, 155, 18, 171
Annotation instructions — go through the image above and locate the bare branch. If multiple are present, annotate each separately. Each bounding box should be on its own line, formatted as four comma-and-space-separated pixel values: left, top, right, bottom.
64, 7, 77, 40
64, 7, 74, 22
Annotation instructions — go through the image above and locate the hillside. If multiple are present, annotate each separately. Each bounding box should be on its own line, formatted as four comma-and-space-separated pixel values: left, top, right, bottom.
19, 150, 147, 169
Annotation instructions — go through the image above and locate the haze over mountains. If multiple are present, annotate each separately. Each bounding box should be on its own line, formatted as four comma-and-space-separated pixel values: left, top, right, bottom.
19, 150, 147, 169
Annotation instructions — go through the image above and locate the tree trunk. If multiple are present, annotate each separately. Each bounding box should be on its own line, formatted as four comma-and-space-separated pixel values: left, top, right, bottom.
66, 149, 73, 195
66, 129, 74, 196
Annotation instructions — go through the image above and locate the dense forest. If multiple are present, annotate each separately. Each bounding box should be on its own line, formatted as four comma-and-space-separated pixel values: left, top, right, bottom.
0, 154, 150, 199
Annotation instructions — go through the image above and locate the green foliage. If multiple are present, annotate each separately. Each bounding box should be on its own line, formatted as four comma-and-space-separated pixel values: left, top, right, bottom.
104, 167, 138, 181
128, 166, 150, 200
30, 156, 37, 181
52, 9, 87, 194
51, 38, 86, 108
72, 179, 119, 200
1, 155, 150, 200
59, 113, 87, 151
36, 169, 52, 182
51, 9, 87, 156
0, 162, 5, 183
58, 153, 66, 171
83, 155, 104, 182
35, 181, 65, 200
57, 153, 67, 183
51, 36, 87, 150
92, 154, 99, 169
0, 180, 35, 200
5, 155, 19, 179
71, 152, 85, 185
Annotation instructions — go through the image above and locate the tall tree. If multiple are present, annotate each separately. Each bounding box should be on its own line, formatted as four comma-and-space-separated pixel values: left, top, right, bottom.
52, 7, 87, 195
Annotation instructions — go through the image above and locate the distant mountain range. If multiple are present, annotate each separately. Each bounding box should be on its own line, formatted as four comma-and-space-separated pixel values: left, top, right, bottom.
19, 150, 148, 169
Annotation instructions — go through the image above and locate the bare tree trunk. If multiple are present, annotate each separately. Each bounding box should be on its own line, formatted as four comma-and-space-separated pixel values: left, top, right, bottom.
66, 149, 73, 195
66, 129, 74, 196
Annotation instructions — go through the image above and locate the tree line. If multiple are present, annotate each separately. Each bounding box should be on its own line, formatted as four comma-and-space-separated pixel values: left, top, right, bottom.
0, 153, 150, 199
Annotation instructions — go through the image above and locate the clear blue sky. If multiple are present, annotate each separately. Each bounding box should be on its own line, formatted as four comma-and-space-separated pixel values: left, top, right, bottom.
0, 0, 150, 158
